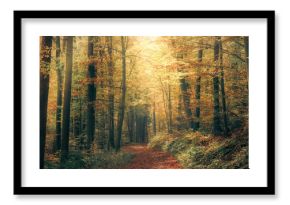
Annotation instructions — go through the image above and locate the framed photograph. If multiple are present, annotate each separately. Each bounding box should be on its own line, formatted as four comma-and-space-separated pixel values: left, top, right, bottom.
14, 10, 275, 195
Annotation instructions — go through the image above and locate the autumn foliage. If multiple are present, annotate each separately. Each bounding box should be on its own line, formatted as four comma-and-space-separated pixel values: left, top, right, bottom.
40, 36, 248, 169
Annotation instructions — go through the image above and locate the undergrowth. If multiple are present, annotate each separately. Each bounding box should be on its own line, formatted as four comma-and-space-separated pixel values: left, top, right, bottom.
44, 150, 134, 169
148, 127, 248, 169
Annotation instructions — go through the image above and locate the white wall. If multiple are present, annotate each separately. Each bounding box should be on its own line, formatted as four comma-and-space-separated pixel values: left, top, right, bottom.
0, 0, 287, 204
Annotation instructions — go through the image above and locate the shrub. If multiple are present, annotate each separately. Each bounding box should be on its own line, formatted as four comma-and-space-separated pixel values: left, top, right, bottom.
148, 129, 248, 169
45, 150, 134, 169
91, 152, 134, 169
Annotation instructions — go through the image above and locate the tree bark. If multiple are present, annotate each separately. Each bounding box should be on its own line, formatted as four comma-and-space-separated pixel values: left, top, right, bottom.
54, 36, 63, 151
213, 37, 222, 135
40, 36, 53, 169
106, 36, 115, 150
86, 36, 96, 150
73, 95, 81, 138
98, 37, 105, 150
244, 36, 249, 71
176, 92, 183, 130
116, 36, 127, 151
168, 82, 173, 133
195, 46, 202, 130
180, 76, 194, 130
159, 77, 170, 132
152, 101, 157, 135
60, 36, 73, 164
219, 37, 230, 136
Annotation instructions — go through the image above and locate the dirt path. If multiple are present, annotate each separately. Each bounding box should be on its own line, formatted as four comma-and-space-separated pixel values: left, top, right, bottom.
122, 144, 182, 169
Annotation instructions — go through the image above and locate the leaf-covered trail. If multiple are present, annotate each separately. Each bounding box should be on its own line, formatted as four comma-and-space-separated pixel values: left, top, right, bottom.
122, 144, 182, 169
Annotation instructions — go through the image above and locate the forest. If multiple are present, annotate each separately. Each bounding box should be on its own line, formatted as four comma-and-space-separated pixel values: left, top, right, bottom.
40, 36, 249, 169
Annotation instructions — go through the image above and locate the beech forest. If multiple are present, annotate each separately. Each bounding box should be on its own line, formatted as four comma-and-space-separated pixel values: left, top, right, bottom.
40, 36, 249, 169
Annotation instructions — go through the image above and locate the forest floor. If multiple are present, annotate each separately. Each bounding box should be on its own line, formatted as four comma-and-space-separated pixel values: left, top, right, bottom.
121, 144, 183, 169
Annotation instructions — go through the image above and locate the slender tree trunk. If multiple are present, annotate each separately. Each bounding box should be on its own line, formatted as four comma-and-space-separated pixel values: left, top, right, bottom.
127, 106, 135, 142
244, 36, 249, 71
127, 111, 132, 142
75, 96, 82, 148
213, 37, 222, 135
168, 83, 173, 133
73, 94, 81, 138
219, 37, 230, 136
54, 36, 63, 151
160, 82, 169, 131
195, 46, 202, 131
86, 36, 96, 150
177, 92, 183, 130
143, 114, 148, 143
116, 36, 127, 151
98, 38, 105, 150
180, 76, 194, 130
40, 36, 53, 169
159, 77, 171, 132
106, 36, 115, 150
136, 114, 142, 143
134, 106, 137, 142
60, 36, 73, 164
152, 101, 157, 135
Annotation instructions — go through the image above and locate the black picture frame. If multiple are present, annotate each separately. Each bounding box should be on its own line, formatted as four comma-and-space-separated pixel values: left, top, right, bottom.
14, 10, 275, 195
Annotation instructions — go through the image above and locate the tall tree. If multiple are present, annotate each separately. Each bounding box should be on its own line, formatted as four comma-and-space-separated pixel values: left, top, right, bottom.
60, 36, 73, 164
152, 101, 157, 135
116, 36, 127, 151
86, 36, 96, 150
106, 36, 115, 149
177, 49, 194, 130
54, 36, 63, 151
194, 44, 202, 130
160, 78, 169, 132
168, 79, 173, 133
213, 37, 222, 135
40, 36, 53, 169
219, 37, 230, 136
176, 92, 184, 130
244, 36, 249, 71
179, 74, 194, 130
98, 37, 105, 150
127, 107, 134, 142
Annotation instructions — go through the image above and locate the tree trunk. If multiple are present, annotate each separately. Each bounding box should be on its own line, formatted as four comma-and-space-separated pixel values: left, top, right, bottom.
244, 36, 249, 71
168, 83, 173, 133
98, 37, 105, 150
219, 37, 230, 136
40, 36, 53, 169
152, 101, 157, 135
116, 36, 127, 151
73, 96, 81, 138
213, 37, 222, 135
195, 46, 202, 130
143, 114, 148, 143
160, 82, 169, 131
134, 106, 138, 142
127, 106, 135, 142
86, 36, 96, 150
180, 76, 194, 130
106, 36, 115, 150
60, 36, 73, 164
159, 77, 171, 132
54, 36, 63, 152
